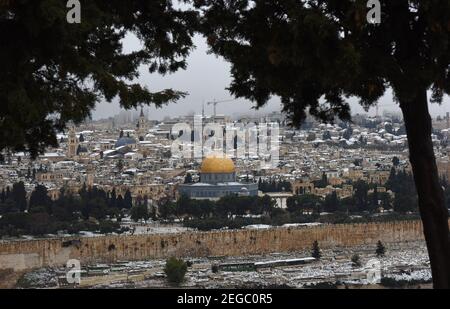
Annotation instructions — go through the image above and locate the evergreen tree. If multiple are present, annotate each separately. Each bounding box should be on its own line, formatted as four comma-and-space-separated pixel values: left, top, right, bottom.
116, 195, 124, 210
354, 180, 369, 212
158, 199, 176, 220
124, 190, 133, 210
311, 240, 322, 260
371, 187, 379, 211
164, 257, 187, 286
109, 188, 117, 209
176, 194, 192, 217
29, 185, 52, 214
260, 195, 275, 215
351, 254, 362, 267
376, 240, 386, 257
323, 191, 339, 213
0, 1, 197, 157
184, 173, 193, 184
12, 182, 27, 212
131, 203, 149, 222
392, 156, 400, 167
197, 0, 450, 287
79, 183, 88, 201
321, 173, 328, 187
287, 194, 322, 214
5, 186, 10, 200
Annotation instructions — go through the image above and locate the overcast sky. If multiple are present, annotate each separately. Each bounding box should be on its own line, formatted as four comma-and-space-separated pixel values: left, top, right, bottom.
92, 34, 450, 121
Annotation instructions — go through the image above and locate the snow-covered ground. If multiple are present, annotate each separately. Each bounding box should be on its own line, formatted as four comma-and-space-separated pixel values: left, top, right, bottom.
17, 241, 431, 289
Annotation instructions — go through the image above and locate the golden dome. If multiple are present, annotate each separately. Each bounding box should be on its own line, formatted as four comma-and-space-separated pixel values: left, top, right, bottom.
200, 156, 235, 174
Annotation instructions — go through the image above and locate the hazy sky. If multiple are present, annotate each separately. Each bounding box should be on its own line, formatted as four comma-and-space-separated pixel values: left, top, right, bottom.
92, 34, 450, 121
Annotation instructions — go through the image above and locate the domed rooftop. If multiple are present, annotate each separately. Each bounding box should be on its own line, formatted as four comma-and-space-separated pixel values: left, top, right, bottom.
200, 156, 235, 174
115, 136, 136, 148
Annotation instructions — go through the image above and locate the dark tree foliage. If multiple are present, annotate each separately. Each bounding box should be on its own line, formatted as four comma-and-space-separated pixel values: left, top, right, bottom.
160, 194, 278, 221
116, 195, 124, 210
313, 172, 328, 188
29, 185, 52, 213
323, 191, 339, 213
351, 254, 362, 267
386, 169, 418, 213
311, 240, 321, 259
0, 0, 198, 156
392, 156, 400, 167
11, 181, 27, 212
196, 0, 450, 287
124, 189, 133, 210
258, 179, 292, 192
164, 257, 187, 286
287, 194, 322, 213
0, 184, 128, 237
376, 240, 386, 257
130, 202, 149, 222
184, 173, 193, 184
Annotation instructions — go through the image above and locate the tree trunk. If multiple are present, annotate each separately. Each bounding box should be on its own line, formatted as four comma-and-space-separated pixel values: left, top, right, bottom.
400, 88, 450, 289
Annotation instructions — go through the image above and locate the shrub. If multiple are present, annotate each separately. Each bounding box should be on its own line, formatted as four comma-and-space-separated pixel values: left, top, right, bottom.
311, 240, 322, 259
211, 265, 219, 273
351, 254, 362, 267
376, 240, 386, 257
164, 257, 187, 286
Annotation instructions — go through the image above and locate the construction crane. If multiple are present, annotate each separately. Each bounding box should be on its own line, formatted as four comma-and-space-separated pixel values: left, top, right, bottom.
207, 98, 238, 122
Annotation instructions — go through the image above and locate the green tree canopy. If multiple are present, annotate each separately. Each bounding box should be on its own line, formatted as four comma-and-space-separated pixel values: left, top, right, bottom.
29, 185, 52, 213
12, 182, 27, 212
123, 189, 133, 210
164, 257, 188, 286
0, 0, 198, 156
130, 203, 149, 222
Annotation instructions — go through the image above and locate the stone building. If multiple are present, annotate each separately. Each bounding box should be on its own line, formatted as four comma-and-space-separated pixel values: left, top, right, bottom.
292, 181, 315, 195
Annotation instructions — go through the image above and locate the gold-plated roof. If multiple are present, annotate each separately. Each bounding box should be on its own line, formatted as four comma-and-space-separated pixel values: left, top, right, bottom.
200, 156, 235, 174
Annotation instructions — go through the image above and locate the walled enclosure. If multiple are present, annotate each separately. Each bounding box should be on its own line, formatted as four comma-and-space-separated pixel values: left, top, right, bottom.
0, 220, 438, 271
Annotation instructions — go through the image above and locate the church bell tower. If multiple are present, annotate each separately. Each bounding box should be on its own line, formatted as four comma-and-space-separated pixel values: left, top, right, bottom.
67, 126, 78, 158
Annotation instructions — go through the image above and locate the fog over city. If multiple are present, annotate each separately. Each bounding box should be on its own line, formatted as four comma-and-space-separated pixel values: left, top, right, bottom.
93, 34, 450, 121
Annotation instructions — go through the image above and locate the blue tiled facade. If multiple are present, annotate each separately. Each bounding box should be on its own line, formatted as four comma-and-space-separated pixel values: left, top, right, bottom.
178, 171, 258, 199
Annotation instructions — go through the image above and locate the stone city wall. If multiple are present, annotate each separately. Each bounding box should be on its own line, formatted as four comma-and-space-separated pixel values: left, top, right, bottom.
0, 220, 438, 271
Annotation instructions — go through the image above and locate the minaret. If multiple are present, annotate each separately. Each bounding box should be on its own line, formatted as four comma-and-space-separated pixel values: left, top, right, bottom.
67, 126, 78, 158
